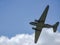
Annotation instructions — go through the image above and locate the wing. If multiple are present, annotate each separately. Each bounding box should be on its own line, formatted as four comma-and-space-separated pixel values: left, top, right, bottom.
35, 29, 42, 43
38, 5, 49, 24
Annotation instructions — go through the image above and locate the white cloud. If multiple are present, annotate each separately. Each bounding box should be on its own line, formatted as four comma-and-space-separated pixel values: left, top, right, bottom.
0, 28, 60, 45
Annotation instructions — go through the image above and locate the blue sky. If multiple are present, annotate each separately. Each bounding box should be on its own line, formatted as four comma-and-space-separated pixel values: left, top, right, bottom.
0, 0, 60, 38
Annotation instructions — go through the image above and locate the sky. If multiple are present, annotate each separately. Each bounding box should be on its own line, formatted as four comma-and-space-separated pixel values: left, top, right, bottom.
0, 0, 60, 38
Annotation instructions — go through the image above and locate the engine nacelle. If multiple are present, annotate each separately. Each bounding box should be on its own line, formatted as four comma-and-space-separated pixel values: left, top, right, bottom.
32, 27, 40, 31
35, 20, 44, 23
32, 27, 37, 30
35, 20, 39, 22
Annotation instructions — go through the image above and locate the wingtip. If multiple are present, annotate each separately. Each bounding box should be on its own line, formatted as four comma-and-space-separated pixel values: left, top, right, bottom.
35, 40, 37, 44
35, 41, 37, 44
47, 5, 49, 8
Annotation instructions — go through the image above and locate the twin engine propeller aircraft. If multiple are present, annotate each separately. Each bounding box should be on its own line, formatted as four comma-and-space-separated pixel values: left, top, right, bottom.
29, 5, 59, 43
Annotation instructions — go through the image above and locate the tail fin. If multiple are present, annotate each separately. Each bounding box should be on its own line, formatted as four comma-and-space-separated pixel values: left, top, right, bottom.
53, 22, 59, 32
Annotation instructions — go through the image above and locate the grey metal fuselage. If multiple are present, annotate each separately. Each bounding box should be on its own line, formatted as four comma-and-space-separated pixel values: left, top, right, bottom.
35, 22, 52, 30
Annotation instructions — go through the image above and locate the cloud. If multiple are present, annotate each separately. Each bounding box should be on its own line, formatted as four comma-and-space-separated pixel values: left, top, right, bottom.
0, 28, 60, 45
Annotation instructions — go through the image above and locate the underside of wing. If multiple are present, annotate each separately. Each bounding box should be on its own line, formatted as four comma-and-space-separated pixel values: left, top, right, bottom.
38, 5, 49, 23
35, 29, 42, 43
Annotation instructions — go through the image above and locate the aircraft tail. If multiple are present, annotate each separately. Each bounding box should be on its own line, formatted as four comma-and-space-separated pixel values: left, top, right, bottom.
53, 22, 59, 32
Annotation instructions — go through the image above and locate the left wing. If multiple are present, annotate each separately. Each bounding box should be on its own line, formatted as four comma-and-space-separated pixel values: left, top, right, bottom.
38, 5, 49, 24
35, 29, 42, 43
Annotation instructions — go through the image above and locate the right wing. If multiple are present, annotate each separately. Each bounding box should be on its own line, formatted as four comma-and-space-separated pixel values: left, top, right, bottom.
35, 29, 42, 43
38, 5, 49, 24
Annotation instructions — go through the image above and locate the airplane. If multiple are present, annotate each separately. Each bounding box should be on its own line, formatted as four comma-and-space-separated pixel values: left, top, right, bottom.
29, 5, 59, 43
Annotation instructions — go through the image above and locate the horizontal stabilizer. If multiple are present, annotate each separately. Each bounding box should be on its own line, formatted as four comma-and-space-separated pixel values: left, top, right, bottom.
53, 22, 59, 32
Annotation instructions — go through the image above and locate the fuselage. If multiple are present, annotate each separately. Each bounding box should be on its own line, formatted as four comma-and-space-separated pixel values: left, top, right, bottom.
31, 22, 53, 30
